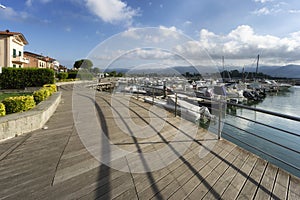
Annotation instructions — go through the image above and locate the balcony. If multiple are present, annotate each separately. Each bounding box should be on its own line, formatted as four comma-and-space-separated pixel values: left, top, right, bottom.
12, 56, 29, 64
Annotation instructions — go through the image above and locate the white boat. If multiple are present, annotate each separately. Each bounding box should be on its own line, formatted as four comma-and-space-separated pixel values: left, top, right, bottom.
144, 96, 214, 123
123, 86, 147, 94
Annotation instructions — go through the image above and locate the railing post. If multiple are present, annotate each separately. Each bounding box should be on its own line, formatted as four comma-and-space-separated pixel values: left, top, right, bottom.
218, 99, 222, 140
152, 87, 154, 105
175, 93, 178, 117
137, 84, 139, 99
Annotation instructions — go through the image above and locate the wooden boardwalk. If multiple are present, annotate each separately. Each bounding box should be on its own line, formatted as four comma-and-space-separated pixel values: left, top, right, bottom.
0, 84, 299, 200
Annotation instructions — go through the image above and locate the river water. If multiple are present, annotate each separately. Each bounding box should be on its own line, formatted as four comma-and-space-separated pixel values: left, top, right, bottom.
221, 86, 300, 177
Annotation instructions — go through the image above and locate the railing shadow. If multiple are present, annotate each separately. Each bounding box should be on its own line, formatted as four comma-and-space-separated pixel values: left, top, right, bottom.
106, 93, 282, 199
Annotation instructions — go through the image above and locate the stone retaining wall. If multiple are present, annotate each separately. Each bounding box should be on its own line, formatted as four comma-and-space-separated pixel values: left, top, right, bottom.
0, 92, 61, 140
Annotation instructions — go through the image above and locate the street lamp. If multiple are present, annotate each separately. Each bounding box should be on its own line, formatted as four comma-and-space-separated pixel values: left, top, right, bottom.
0, 4, 6, 9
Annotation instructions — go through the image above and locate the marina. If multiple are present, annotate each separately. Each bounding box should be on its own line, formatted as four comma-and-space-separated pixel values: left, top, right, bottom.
93, 75, 300, 178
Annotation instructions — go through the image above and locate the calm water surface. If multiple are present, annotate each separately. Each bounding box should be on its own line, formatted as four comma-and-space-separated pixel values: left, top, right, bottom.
222, 86, 300, 177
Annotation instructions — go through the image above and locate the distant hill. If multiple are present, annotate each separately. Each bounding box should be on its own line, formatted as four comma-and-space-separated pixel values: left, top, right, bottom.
245, 65, 300, 78
103, 64, 300, 78
104, 65, 219, 75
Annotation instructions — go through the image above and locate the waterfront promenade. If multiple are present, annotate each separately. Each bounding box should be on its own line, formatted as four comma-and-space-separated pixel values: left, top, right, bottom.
0, 84, 299, 199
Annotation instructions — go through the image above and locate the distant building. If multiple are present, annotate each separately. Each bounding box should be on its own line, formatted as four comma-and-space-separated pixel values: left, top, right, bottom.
23, 51, 58, 70
58, 65, 68, 72
0, 30, 29, 68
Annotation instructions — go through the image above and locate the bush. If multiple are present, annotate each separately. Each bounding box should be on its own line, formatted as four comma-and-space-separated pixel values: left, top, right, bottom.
33, 84, 57, 104
0, 68, 55, 89
67, 71, 94, 80
43, 84, 57, 93
0, 103, 5, 116
57, 72, 68, 80
67, 71, 78, 79
33, 88, 50, 104
2, 96, 36, 114
77, 72, 94, 80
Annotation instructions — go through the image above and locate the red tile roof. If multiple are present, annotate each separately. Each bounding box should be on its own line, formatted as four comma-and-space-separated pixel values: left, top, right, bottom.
0, 30, 28, 45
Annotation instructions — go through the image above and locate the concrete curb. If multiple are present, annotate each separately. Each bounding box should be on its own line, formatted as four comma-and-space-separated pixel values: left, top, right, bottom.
0, 92, 62, 140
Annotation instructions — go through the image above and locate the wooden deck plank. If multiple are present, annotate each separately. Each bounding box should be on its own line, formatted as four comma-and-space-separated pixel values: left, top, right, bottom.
186, 146, 241, 199
0, 85, 300, 200
271, 168, 289, 200
146, 143, 224, 199
288, 175, 300, 200
200, 148, 250, 199
254, 163, 278, 199
150, 141, 220, 197
236, 158, 268, 199
220, 153, 258, 199
167, 144, 236, 200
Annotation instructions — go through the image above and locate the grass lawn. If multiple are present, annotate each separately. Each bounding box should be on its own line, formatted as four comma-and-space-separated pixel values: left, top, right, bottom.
0, 93, 32, 102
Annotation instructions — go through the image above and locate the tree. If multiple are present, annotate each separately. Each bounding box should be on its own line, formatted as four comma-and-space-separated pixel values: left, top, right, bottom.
73, 59, 93, 71
91, 67, 100, 74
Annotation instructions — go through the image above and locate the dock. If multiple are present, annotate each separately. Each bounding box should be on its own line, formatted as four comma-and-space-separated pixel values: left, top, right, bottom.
0, 84, 299, 199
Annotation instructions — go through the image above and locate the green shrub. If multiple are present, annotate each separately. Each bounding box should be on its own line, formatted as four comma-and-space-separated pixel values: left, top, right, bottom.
57, 72, 68, 80
0, 103, 5, 116
33, 88, 51, 104
67, 71, 94, 80
0, 68, 55, 89
33, 84, 57, 104
67, 71, 78, 79
43, 84, 57, 93
2, 96, 36, 114
77, 72, 94, 80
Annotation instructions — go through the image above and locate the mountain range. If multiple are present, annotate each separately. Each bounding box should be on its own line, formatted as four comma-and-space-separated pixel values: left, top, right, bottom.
103, 64, 300, 78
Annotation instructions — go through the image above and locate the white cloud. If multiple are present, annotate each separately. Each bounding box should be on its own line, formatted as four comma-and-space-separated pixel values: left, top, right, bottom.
132, 48, 174, 59
26, 0, 33, 7
289, 9, 300, 14
65, 27, 72, 32
159, 25, 183, 38
26, 0, 52, 7
121, 28, 141, 39
254, 0, 273, 3
174, 25, 300, 66
0, 7, 29, 21
120, 26, 183, 43
84, 0, 139, 25
252, 7, 271, 15
184, 21, 192, 26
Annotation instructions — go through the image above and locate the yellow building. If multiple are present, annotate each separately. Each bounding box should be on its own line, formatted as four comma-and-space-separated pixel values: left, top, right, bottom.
0, 30, 29, 68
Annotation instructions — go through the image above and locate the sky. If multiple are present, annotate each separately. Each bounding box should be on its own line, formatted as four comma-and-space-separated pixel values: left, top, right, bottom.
1, 0, 300, 70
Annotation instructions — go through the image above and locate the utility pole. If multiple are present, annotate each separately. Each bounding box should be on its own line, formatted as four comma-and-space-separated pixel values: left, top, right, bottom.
0, 3, 6, 9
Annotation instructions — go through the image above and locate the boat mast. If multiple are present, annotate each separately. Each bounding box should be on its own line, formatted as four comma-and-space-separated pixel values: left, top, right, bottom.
222, 56, 225, 80
255, 54, 259, 81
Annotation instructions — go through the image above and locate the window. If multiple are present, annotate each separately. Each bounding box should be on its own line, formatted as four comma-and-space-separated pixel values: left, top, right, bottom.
13, 64, 16, 68
19, 51, 22, 56
19, 65, 22, 68
13, 49, 17, 58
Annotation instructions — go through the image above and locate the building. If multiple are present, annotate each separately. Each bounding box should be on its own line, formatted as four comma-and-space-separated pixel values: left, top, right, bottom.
0, 30, 29, 68
23, 51, 59, 70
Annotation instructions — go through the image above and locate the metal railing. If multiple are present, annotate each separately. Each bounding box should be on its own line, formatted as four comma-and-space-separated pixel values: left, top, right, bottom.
149, 90, 300, 177
116, 83, 300, 177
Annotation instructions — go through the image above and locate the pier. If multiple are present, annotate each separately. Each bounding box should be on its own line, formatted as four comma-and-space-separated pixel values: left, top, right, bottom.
0, 84, 299, 199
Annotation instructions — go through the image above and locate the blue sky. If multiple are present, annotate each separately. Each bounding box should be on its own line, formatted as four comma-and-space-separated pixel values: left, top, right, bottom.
1, 0, 300, 69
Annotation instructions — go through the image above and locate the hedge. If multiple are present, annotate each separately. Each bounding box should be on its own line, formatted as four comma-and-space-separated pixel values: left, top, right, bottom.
0, 103, 5, 116
57, 72, 68, 80
67, 71, 94, 80
2, 96, 36, 114
33, 84, 57, 104
0, 68, 55, 89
